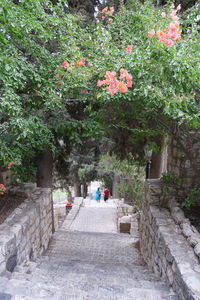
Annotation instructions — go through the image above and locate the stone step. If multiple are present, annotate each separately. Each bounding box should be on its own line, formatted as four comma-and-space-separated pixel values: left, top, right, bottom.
0, 209, 179, 300
9, 257, 177, 299
0, 276, 177, 300
5, 229, 178, 299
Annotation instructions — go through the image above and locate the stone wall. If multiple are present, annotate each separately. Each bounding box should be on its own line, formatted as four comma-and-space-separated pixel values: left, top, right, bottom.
0, 187, 53, 274
139, 180, 200, 300
167, 133, 200, 201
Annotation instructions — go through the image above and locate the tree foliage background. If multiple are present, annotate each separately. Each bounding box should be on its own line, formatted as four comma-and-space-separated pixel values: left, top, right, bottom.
0, 0, 199, 193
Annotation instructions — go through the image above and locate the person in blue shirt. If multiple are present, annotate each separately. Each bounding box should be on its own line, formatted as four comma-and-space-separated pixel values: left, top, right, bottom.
94, 188, 101, 203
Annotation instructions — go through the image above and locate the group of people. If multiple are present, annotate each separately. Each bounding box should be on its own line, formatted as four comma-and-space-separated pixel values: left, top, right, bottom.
94, 187, 110, 203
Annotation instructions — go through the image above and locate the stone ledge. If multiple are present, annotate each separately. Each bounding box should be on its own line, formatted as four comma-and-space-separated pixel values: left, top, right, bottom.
140, 203, 200, 300
168, 199, 200, 263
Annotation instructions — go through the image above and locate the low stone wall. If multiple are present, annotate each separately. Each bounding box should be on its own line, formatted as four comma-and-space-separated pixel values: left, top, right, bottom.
61, 197, 83, 230
117, 201, 133, 218
0, 187, 53, 275
140, 180, 200, 300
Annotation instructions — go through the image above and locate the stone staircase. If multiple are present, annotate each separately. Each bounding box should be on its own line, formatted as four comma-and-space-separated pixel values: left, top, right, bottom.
0, 229, 178, 300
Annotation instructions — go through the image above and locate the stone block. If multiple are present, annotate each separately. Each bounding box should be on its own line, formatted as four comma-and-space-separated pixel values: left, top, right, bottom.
166, 266, 174, 285
0, 293, 12, 300
194, 243, 200, 259
166, 246, 173, 263
187, 233, 200, 247
183, 273, 200, 297
6, 249, 17, 272
181, 223, 193, 238
120, 223, 131, 233
172, 210, 185, 225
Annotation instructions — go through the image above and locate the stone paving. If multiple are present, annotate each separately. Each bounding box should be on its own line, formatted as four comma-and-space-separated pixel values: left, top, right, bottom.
68, 199, 118, 233
0, 198, 178, 300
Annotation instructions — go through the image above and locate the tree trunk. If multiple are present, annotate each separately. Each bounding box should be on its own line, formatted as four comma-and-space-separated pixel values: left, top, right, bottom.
74, 182, 81, 197
36, 149, 53, 188
83, 182, 88, 198
112, 173, 120, 198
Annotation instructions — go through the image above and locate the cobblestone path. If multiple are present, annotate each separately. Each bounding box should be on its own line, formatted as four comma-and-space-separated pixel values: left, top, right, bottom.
0, 199, 178, 300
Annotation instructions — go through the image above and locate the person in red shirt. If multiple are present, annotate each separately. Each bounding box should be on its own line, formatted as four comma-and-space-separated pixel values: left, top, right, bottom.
104, 188, 110, 202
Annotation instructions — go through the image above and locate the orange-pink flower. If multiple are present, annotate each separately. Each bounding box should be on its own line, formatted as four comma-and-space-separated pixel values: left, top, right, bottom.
108, 18, 113, 24
148, 29, 155, 38
63, 60, 68, 70
119, 81, 128, 93
126, 45, 132, 53
148, 7, 181, 47
98, 69, 132, 95
127, 80, 133, 88
88, 62, 94, 67
102, 7, 108, 14
107, 7, 114, 15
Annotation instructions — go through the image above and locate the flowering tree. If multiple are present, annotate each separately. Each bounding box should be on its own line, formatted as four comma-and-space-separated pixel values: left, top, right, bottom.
0, 0, 199, 194
93, 1, 200, 173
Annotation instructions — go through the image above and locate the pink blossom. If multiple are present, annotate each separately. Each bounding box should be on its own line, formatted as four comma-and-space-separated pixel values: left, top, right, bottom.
57, 81, 63, 85
127, 80, 132, 88
170, 14, 179, 21
88, 62, 94, 67
168, 31, 179, 40
146, 60, 150, 63
106, 86, 119, 95
63, 60, 68, 70
81, 89, 89, 94
120, 69, 129, 79
169, 22, 179, 32
164, 39, 173, 46
148, 29, 155, 38
177, 4, 181, 11
97, 80, 103, 87
8, 161, 14, 169
79, 57, 86, 67
157, 29, 168, 42
170, 4, 175, 8
161, 12, 166, 18
0, 183, 6, 195
126, 45, 132, 53
74, 63, 79, 69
